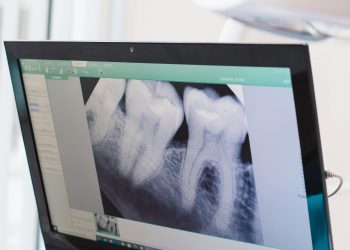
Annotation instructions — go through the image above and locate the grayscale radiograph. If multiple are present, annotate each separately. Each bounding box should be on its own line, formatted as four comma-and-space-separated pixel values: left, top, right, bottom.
95, 213, 119, 236
81, 78, 263, 245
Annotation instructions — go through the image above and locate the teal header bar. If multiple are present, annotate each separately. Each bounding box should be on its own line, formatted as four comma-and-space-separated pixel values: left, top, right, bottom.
20, 59, 292, 87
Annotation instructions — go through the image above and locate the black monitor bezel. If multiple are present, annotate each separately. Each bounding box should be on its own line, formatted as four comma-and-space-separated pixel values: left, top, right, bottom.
5, 41, 333, 250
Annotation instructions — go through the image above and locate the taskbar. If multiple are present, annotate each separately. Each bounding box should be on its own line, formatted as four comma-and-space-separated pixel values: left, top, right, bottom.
97, 235, 160, 250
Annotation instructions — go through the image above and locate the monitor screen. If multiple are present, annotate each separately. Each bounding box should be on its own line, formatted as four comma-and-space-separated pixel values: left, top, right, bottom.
20, 59, 314, 250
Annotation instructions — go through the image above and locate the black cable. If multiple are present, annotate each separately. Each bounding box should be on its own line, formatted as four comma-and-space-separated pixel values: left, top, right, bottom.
325, 170, 343, 198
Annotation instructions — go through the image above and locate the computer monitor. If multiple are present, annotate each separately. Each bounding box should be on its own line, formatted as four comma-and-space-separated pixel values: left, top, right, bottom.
5, 42, 333, 250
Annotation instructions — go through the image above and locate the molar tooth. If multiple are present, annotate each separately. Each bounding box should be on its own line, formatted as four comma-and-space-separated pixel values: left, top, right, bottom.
97, 215, 108, 230
85, 78, 126, 145
119, 80, 184, 185
181, 87, 247, 232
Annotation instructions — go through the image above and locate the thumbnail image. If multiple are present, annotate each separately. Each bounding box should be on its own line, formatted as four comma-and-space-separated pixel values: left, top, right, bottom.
95, 213, 119, 236
81, 78, 263, 244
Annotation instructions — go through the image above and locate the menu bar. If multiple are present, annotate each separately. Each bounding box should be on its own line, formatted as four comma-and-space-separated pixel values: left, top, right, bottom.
20, 59, 292, 87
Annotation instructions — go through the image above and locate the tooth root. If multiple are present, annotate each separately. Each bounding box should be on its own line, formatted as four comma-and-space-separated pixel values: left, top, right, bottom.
181, 87, 247, 231
107, 219, 116, 233
119, 80, 184, 185
85, 78, 126, 145
213, 159, 236, 232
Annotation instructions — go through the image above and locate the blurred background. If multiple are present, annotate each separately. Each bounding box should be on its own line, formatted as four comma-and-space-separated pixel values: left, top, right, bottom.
0, 0, 349, 249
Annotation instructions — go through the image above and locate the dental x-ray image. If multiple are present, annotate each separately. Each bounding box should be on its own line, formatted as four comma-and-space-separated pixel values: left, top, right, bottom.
95, 213, 119, 236
80, 77, 263, 245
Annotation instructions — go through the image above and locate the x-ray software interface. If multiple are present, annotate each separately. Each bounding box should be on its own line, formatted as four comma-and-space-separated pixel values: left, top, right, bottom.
20, 59, 313, 250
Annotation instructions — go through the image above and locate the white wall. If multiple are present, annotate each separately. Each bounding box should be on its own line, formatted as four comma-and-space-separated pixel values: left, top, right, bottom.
0, 0, 48, 249
50, 0, 226, 42
50, 0, 124, 40
120, 0, 226, 42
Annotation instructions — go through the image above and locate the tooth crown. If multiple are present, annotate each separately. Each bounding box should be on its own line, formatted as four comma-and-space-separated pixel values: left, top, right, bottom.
184, 88, 247, 143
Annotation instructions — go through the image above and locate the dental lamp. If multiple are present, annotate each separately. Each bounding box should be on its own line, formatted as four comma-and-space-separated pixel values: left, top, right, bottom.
195, 0, 350, 40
